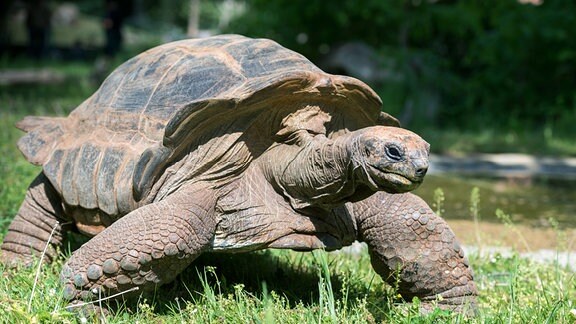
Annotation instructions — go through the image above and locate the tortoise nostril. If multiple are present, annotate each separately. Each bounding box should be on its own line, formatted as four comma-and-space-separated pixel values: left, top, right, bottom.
415, 167, 428, 177
412, 158, 429, 178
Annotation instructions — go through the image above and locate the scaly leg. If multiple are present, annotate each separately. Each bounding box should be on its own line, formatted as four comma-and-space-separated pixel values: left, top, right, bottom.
352, 192, 477, 314
60, 184, 217, 303
1, 173, 69, 266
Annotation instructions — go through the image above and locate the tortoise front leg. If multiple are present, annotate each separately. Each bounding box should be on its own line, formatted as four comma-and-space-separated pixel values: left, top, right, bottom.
1, 173, 69, 266
351, 192, 477, 314
60, 184, 217, 303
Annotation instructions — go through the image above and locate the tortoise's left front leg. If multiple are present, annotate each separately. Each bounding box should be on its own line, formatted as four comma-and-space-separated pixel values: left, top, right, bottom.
60, 184, 217, 304
1, 173, 69, 266
350, 192, 477, 314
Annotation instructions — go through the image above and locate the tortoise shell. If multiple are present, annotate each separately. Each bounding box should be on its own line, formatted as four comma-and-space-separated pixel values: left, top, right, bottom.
17, 35, 394, 218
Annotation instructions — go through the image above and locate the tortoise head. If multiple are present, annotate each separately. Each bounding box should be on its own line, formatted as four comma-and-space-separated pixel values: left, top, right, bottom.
350, 126, 430, 193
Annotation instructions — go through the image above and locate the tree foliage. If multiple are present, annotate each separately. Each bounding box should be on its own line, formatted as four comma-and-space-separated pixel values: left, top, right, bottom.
227, 0, 576, 132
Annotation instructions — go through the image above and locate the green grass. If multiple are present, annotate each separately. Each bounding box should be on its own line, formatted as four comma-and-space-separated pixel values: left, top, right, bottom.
0, 61, 575, 323
0, 242, 574, 323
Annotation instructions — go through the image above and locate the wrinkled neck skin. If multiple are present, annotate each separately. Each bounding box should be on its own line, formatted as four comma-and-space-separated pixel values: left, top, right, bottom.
259, 131, 372, 212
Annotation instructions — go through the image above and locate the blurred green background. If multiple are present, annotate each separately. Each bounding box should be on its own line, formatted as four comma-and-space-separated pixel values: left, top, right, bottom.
1, 0, 575, 155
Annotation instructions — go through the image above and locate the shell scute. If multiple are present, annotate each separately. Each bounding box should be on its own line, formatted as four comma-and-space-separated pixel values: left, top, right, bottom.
96, 147, 126, 215
145, 54, 246, 117
76, 143, 101, 209
89, 57, 139, 112
224, 39, 320, 79
61, 147, 80, 206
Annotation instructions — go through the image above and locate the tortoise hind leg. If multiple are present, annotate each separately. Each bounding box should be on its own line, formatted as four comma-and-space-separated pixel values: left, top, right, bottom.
60, 184, 217, 304
352, 192, 478, 314
1, 173, 69, 266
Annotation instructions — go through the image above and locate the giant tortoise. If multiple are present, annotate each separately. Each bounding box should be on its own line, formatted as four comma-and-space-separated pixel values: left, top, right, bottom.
0, 35, 476, 313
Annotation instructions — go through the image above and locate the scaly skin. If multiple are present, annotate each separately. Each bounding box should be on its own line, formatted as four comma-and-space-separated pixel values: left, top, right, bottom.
0, 174, 69, 266
59, 183, 217, 302
352, 191, 478, 313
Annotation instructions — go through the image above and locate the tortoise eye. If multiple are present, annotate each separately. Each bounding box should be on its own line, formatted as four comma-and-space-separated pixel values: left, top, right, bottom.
386, 145, 403, 161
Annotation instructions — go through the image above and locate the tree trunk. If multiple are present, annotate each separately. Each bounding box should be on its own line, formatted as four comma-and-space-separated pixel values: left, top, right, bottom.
187, 0, 200, 38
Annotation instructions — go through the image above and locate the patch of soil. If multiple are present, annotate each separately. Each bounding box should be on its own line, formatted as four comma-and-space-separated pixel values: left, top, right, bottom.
448, 219, 576, 252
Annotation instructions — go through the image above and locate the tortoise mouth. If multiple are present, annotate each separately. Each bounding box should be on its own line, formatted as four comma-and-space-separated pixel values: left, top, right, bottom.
365, 164, 422, 193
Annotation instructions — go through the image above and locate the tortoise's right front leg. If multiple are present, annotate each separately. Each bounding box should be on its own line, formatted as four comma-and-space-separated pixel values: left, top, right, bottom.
352, 192, 478, 314
61, 185, 217, 303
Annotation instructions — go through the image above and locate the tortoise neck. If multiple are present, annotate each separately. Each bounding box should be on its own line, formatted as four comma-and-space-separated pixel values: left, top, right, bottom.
267, 132, 365, 211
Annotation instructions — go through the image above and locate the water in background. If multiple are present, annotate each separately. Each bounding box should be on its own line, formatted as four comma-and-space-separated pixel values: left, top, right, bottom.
414, 174, 576, 229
